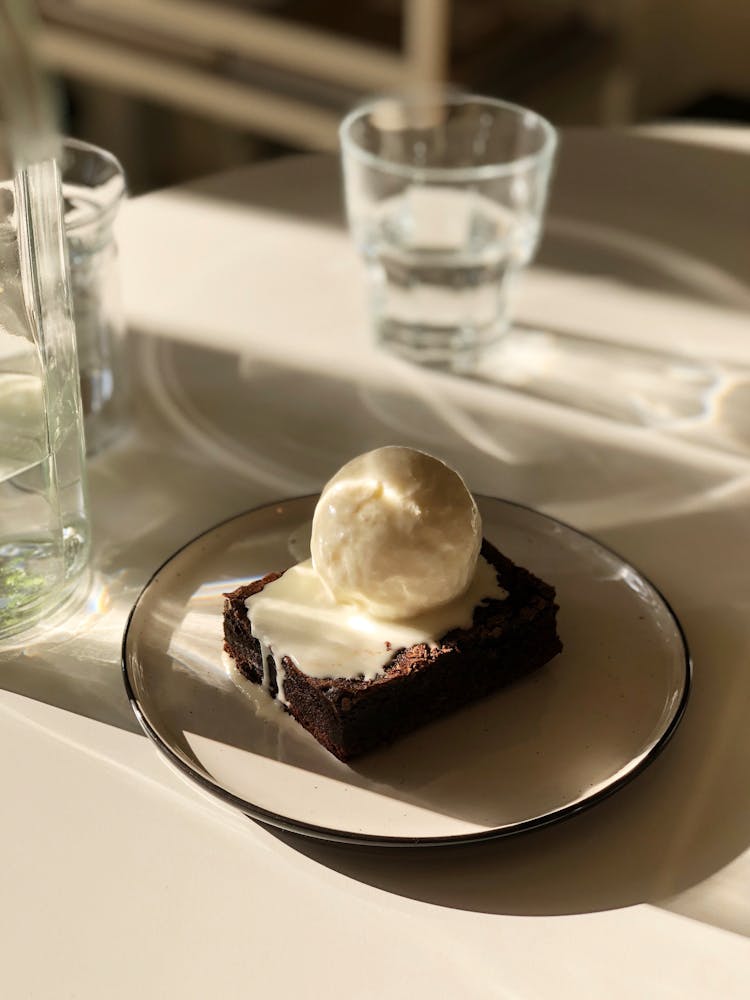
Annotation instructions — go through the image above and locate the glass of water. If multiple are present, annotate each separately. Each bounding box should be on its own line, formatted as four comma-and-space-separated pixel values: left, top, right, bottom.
340, 93, 557, 369
0, 6, 90, 641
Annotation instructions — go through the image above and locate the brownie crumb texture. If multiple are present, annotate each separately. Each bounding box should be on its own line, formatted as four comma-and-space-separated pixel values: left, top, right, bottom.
223, 540, 562, 761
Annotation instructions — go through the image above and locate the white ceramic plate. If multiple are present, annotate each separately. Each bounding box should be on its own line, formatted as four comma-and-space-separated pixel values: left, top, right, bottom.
122, 496, 690, 846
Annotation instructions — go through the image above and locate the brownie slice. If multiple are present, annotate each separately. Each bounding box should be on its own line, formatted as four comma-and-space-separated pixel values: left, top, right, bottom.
223, 540, 562, 762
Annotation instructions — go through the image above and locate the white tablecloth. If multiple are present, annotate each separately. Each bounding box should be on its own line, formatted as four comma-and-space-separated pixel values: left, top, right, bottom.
2, 127, 749, 998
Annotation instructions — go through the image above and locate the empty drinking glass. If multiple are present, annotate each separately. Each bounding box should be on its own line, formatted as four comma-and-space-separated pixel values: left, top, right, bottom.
62, 138, 128, 455
340, 93, 557, 370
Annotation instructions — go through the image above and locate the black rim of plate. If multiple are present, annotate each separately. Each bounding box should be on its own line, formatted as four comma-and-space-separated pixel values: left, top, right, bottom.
121, 495, 692, 848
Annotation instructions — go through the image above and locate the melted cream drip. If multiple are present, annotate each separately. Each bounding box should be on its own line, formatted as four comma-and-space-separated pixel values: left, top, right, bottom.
222, 648, 285, 718
244, 556, 507, 700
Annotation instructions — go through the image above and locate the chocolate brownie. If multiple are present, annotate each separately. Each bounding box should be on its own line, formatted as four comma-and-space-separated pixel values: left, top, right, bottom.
223, 540, 562, 761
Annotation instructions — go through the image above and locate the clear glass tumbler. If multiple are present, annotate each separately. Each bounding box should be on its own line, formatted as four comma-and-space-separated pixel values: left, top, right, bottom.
340, 93, 557, 369
62, 138, 128, 455
0, 3, 90, 640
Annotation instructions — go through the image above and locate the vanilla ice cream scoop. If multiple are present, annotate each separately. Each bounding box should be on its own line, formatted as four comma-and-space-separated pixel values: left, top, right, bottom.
311, 446, 482, 619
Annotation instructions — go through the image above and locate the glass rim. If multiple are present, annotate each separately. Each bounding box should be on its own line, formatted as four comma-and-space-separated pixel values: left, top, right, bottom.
61, 136, 126, 231
339, 93, 558, 181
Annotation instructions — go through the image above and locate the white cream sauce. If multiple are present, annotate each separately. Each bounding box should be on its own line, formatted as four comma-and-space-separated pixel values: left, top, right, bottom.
244, 556, 507, 701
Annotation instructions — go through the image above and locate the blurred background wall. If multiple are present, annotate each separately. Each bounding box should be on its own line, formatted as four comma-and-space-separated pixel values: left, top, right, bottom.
35, 0, 750, 193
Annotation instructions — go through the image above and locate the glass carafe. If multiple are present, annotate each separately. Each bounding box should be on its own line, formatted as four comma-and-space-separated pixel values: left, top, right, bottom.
0, 0, 90, 639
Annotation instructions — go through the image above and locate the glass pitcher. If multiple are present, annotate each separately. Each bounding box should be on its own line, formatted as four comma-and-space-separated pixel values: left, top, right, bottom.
0, 0, 90, 639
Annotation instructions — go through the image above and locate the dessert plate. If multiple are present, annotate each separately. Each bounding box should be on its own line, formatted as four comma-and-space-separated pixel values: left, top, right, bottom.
122, 496, 690, 846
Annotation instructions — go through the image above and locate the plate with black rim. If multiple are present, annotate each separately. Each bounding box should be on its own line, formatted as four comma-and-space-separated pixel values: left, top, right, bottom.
122, 494, 690, 847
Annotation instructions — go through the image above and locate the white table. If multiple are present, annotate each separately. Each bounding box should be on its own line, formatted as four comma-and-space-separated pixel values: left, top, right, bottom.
2, 128, 750, 998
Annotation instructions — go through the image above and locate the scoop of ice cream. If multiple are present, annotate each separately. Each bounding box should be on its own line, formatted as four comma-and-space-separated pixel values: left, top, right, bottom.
311, 446, 481, 620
